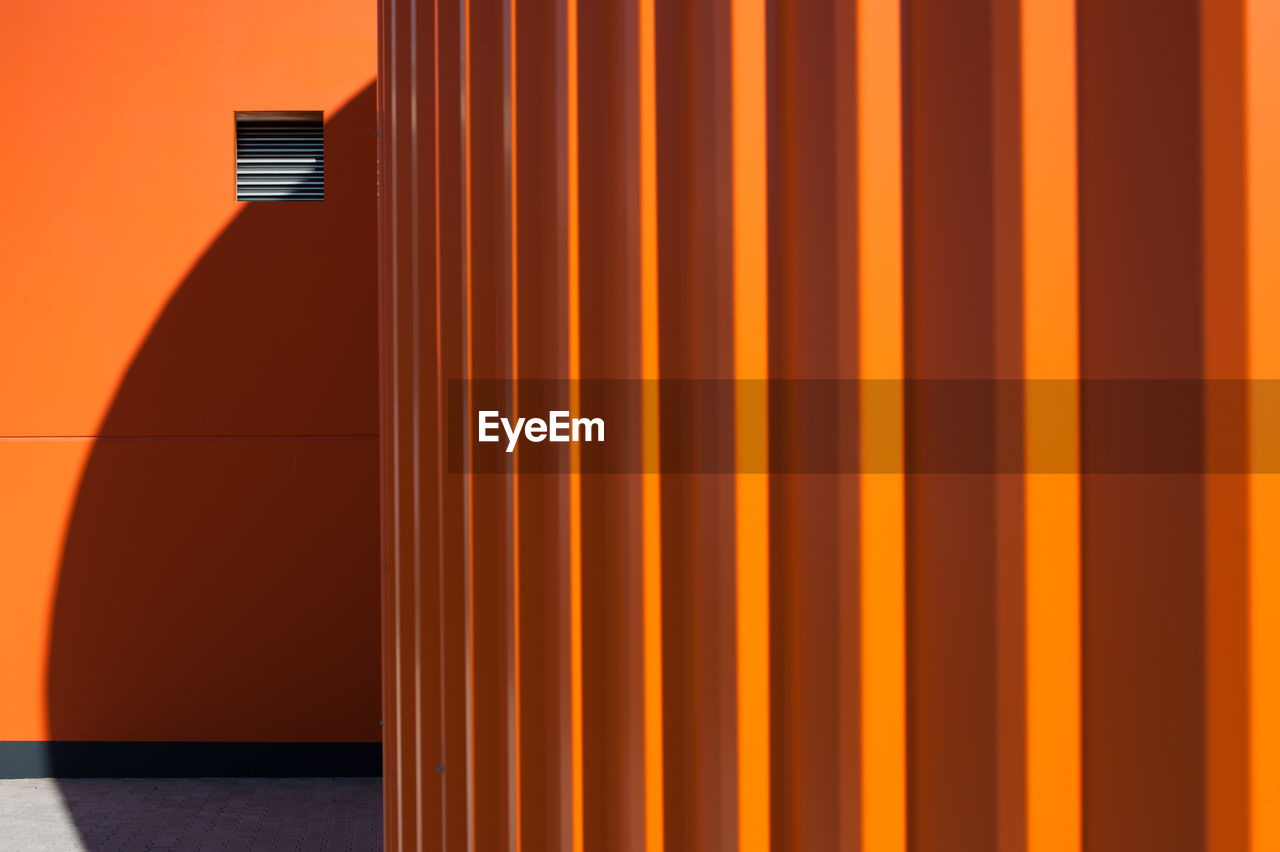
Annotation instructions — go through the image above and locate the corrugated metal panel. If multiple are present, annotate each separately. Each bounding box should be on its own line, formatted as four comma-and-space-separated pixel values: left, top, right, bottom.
376, 0, 1280, 850
235, 112, 325, 201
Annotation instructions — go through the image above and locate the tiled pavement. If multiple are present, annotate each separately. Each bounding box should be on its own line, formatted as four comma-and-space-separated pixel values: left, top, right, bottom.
0, 778, 382, 851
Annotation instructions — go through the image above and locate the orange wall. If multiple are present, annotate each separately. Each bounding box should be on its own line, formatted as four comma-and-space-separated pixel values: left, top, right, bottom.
0, 1, 379, 742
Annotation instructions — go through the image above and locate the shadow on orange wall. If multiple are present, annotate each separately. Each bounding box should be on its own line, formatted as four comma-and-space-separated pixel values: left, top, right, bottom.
43, 83, 381, 794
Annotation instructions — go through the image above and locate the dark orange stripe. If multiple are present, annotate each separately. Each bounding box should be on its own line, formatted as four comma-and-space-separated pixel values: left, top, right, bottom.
1078, 1, 1207, 847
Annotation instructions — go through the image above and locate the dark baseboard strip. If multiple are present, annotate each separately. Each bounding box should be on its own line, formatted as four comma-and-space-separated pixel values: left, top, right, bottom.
0, 741, 381, 779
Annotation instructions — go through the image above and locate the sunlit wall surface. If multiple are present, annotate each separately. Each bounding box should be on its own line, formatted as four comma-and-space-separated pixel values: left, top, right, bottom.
0, 0, 380, 772
378, 0, 1280, 851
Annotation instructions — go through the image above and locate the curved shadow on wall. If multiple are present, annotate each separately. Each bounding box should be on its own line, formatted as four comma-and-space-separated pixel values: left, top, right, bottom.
44, 83, 381, 848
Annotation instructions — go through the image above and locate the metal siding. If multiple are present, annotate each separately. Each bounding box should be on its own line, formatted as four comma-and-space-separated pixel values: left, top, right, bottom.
377, 1, 1275, 849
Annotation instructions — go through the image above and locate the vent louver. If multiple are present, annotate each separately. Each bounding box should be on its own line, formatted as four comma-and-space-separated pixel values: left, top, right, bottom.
235, 111, 324, 201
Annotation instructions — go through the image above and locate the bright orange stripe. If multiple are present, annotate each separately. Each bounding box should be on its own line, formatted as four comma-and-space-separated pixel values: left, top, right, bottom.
856, 1, 906, 850
731, 1, 769, 850
566, 0, 584, 848
638, 0, 664, 848
1021, 0, 1081, 851
1021, 0, 1080, 381
1249, 2, 1280, 849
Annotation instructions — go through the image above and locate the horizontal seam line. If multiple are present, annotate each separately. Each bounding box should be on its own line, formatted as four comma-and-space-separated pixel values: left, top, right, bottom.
0, 434, 379, 441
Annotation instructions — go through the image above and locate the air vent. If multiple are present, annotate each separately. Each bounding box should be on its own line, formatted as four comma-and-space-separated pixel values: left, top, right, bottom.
235, 111, 324, 201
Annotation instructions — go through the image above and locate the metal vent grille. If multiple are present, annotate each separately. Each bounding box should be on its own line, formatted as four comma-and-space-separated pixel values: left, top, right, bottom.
235, 111, 324, 201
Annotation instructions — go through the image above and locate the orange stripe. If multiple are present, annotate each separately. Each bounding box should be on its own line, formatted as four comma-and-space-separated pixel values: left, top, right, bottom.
391, 4, 407, 848
1202, 1, 1249, 848
1249, 2, 1280, 848
1020, 0, 1081, 849
566, 0, 584, 849
857, 1, 906, 850
432, 0, 449, 843
508, 0, 522, 848
731, 1, 770, 850
463, 0, 477, 848
638, 0, 664, 848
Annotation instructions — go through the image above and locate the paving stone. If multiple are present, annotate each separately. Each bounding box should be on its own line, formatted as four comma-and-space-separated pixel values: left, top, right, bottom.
0, 778, 382, 851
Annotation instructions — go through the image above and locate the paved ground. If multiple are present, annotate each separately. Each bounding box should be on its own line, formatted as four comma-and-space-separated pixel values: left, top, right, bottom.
0, 778, 382, 851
